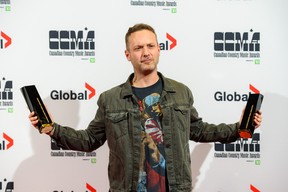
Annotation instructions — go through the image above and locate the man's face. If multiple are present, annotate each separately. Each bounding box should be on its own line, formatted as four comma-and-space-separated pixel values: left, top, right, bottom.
125, 30, 160, 75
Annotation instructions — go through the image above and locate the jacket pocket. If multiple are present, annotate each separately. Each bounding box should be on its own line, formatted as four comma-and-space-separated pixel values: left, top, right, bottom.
173, 104, 190, 132
106, 110, 129, 140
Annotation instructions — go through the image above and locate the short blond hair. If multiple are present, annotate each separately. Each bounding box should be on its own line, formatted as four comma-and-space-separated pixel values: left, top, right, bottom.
125, 23, 158, 50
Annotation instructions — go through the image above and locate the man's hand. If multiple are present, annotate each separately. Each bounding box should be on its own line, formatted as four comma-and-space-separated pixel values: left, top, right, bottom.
28, 111, 54, 135
239, 109, 263, 129
28, 111, 39, 128
253, 111, 262, 128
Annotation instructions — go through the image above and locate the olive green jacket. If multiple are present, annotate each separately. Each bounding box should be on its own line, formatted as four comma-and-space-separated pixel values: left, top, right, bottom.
51, 72, 240, 192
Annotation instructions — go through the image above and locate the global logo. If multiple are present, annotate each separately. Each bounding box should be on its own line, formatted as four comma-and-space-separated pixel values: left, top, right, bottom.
159, 33, 177, 51
250, 184, 260, 192
214, 84, 260, 102
0, 31, 12, 49
0, 133, 14, 150
53, 182, 96, 192
50, 82, 95, 100
214, 91, 249, 102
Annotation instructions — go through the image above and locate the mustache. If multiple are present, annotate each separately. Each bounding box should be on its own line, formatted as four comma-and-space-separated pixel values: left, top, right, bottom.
141, 57, 152, 62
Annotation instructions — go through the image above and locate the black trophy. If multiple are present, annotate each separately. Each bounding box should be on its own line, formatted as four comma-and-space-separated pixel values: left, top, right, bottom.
239, 93, 264, 138
21, 85, 53, 133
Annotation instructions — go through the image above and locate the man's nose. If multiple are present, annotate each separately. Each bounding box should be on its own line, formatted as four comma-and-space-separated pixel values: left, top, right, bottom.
142, 46, 150, 56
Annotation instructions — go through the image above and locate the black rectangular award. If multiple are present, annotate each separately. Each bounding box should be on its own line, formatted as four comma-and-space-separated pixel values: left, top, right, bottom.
239, 93, 264, 138
21, 85, 53, 133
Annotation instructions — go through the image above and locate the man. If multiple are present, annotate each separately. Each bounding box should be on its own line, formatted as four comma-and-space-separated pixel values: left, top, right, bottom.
29, 23, 262, 192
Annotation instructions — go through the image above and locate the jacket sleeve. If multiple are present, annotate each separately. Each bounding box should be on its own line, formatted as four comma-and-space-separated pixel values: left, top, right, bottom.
51, 93, 107, 152
188, 89, 240, 143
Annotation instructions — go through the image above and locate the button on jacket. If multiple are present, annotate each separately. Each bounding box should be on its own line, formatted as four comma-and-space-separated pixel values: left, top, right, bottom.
51, 72, 240, 192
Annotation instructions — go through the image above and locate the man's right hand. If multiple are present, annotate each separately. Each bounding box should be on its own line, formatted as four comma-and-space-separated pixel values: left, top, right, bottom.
28, 112, 55, 135
28, 111, 39, 128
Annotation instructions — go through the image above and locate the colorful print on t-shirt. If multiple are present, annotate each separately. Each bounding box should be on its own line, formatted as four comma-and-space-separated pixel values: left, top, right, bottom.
137, 93, 166, 192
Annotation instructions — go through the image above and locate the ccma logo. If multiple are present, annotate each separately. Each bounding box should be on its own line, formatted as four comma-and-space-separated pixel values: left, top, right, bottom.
0, 77, 13, 113
213, 29, 260, 61
0, 178, 14, 191
214, 30, 260, 52
49, 28, 95, 50
48, 28, 96, 59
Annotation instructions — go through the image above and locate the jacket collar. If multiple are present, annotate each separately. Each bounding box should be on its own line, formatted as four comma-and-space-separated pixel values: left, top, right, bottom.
120, 72, 176, 99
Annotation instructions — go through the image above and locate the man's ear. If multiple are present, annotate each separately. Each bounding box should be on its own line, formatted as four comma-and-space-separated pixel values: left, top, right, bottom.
125, 50, 131, 61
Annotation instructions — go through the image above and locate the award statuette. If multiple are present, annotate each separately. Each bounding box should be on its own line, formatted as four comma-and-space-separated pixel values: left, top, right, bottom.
239, 93, 264, 138
21, 85, 53, 133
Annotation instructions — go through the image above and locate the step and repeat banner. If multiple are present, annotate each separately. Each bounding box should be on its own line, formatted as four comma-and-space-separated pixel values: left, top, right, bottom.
1, 0, 288, 191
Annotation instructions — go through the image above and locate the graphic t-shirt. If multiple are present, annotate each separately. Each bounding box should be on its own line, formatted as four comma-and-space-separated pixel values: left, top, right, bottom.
132, 79, 166, 192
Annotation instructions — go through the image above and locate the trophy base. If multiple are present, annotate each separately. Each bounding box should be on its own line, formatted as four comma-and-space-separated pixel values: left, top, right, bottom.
239, 130, 253, 139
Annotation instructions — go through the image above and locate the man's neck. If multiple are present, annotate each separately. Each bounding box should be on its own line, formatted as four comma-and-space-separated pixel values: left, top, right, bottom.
132, 71, 159, 88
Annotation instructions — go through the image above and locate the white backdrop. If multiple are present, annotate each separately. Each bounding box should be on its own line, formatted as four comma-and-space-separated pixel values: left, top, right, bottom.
1, 0, 288, 191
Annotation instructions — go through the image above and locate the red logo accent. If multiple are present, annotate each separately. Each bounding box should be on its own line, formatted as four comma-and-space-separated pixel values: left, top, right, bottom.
85, 82, 96, 99
250, 184, 260, 192
249, 84, 260, 94
3, 133, 13, 150
166, 33, 177, 50
86, 183, 97, 192
1, 31, 12, 48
